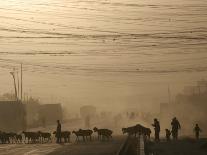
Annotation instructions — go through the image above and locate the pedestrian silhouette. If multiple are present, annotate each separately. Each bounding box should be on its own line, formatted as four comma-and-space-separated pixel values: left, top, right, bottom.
56, 120, 62, 143
152, 118, 160, 142
171, 117, 181, 140
165, 129, 171, 141
194, 124, 202, 140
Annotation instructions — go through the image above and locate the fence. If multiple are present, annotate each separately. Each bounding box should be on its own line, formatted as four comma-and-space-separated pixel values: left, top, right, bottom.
117, 135, 145, 155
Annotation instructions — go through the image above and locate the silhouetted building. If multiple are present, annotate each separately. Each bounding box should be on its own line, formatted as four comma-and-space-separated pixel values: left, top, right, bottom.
160, 80, 207, 133
80, 105, 96, 128
39, 104, 63, 125
80, 105, 96, 118
25, 102, 40, 128
0, 101, 26, 132
183, 79, 207, 96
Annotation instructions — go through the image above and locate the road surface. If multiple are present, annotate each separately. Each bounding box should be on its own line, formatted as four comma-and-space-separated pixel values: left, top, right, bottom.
0, 136, 125, 155
0, 143, 63, 155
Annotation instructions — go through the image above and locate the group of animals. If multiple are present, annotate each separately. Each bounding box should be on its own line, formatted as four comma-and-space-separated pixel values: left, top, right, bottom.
72, 127, 112, 141
0, 131, 23, 144
0, 131, 55, 144
0, 125, 150, 144
0, 127, 113, 144
122, 124, 151, 140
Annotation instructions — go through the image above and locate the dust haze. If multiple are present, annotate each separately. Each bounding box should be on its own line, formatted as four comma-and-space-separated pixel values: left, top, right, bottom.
0, 0, 207, 138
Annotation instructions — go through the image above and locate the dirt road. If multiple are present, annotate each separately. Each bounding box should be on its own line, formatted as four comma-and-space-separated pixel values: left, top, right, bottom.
0, 136, 125, 155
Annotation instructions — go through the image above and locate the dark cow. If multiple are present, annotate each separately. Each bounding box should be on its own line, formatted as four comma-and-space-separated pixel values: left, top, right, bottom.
93, 127, 112, 141
53, 131, 71, 143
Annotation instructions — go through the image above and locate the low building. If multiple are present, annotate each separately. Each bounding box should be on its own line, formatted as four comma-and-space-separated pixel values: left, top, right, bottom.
160, 80, 207, 134
0, 101, 26, 132
39, 104, 63, 126
24, 102, 41, 128
80, 105, 96, 118
80, 105, 96, 128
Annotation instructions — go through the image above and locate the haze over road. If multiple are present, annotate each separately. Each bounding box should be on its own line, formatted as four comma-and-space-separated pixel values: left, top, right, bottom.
0, 0, 207, 112
0, 143, 62, 155
0, 136, 125, 155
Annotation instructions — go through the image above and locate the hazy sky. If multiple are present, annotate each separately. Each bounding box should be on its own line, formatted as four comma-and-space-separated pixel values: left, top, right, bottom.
0, 0, 207, 112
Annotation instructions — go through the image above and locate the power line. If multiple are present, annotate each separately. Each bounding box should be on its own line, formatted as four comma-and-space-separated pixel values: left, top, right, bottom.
0, 58, 207, 76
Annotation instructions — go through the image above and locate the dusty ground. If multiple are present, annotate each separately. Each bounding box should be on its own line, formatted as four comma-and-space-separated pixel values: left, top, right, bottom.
146, 138, 207, 155
0, 136, 125, 155
0, 117, 128, 155
0, 143, 64, 155
48, 136, 125, 155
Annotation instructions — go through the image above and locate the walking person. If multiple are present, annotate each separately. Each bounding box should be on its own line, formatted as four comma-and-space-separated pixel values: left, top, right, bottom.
171, 117, 181, 140
56, 120, 62, 143
152, 118, 160, 142
194, 124, 202, 140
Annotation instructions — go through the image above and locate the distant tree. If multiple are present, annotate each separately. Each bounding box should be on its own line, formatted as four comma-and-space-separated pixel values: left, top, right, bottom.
28, 97, 39, 104
0, 93, 16, 101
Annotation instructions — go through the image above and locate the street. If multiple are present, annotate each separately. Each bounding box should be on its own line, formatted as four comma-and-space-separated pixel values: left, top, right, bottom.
0, 143, 63, 155
0, 136, 125, 155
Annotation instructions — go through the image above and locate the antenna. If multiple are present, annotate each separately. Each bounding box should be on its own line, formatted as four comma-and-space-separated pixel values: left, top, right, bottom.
10, 68, 18, 101
17, 70, 20, 99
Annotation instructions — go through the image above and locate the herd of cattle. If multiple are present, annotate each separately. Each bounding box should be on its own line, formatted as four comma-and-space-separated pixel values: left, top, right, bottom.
0, 127, 113, 144
0, 124, 150, 144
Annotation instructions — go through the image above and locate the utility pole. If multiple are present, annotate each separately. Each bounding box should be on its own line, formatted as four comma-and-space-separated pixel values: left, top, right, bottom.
17, 70, 20, 99
24, 93, 26, 103
21, 63, 23, 101
10, 69, 18, 101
